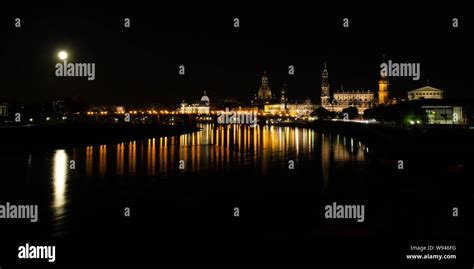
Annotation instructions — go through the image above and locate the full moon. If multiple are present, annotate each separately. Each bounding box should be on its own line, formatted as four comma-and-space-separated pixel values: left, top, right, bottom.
58, 51, 68, 60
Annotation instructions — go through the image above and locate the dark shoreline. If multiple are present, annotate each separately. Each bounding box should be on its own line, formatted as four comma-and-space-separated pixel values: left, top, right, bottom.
267, 120, 474, 173
270, 120, 474, 151
0, 123, 199, 151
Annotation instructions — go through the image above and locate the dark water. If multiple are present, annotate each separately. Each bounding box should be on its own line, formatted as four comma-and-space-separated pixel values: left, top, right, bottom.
0, 124, 470, 265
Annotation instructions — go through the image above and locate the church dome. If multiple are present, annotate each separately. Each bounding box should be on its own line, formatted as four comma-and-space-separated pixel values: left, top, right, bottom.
200, 91, 210, 103
257, 72, 272, 100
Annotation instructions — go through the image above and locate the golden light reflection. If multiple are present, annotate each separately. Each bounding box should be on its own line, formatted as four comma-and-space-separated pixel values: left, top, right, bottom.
52, 149, 68, 219
334, 136, 350, 164
253, 127, 257, 152
77, 124, 367, 181
226, 126, 230, 148
191, 134, 196, 171
147, 139, 156, 175
86, 146, 93, 176
244, 126, 247, 151
99, 145, 107, 177
295, 127, 299, 155
128, 141, 136, 175
247, 127, 251, 151
321, 134, 330, 189
163, 137, 168, 172
116, 143, 124, 175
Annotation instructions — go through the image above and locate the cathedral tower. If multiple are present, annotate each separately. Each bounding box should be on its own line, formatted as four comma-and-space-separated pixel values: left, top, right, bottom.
321, 62, 330, 107
378, 55, 390, 105
257, 71, 272, 101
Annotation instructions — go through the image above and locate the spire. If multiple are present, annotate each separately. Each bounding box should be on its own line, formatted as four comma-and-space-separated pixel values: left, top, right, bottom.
258, 70, 272, 100
261, 71, 269, 86
281, 83, 287, 103
321, 63, 330, 99
322, 62, 329, 78
427, 79, 430, 86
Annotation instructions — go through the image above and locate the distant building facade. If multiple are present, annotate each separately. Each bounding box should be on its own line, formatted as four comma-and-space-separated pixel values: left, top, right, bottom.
286, 99, 316, 117
411, 99, 472, 125
252, 71, 275, 106
424, 105, 465, 124
264, 84, 316, 117
332, 89, 375, 112
378, 71, 390, 105
264, 99, 315, 117
180, 91, 211, 114
88, 105, 125, 114
320, 63, 375, 114
408, 85, 444, 101
0, 103, 8, 117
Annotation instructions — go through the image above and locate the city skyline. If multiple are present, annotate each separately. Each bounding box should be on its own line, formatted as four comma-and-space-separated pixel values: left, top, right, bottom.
0, 63, 471, 107
1, 7, 472, 105
1, 6, 473, 266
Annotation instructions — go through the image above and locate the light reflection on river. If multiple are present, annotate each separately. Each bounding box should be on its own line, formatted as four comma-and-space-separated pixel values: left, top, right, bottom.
43, 124, 368, 234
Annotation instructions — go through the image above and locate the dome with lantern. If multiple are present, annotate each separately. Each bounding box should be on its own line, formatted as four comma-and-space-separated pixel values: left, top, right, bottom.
200, 91, 210, 105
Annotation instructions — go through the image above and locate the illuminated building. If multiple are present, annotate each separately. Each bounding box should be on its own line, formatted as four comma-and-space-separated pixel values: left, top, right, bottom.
378, 73, 389, 105
424, 105, 465, 124
286, 99, 316, 117
332, 88, 374, 113
252, 71, 274, 106
378, 55, 390, 105
412, 99, 471, 125
252, 72, 316, 117
264, 99, 315, 117
233, 106, 259, 113
321, 64, 374, 114
0, 103, 8, 117
321, 63, 330, 107
264, 84, 316, 117
180, 91, 211, 114
115, 106, 125, 114
408, 85, 444, 101
88, 105, 126, 115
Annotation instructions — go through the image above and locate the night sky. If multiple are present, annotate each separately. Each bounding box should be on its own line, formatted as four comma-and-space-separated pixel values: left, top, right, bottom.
1, 6, 472, 106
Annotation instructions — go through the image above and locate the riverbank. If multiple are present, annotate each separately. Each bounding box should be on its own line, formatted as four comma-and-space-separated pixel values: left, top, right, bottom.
269, 119, 474, 152
308, 120, 474, 176
310, 120, 473, 148
267, 119, 474, 173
